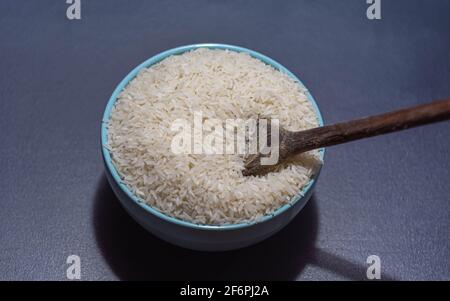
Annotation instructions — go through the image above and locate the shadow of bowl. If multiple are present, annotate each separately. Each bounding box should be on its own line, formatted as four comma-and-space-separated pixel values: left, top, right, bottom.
93, 174, 319, 280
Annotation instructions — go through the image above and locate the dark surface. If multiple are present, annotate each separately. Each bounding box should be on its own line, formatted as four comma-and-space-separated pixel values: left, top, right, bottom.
0, 0, 449, 280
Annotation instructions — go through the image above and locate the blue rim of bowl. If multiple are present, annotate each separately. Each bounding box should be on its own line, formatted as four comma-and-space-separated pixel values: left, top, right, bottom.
101, 43, 325, 231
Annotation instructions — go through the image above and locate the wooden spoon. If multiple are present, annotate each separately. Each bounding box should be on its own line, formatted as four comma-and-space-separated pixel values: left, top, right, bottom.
243, 98, 450, 176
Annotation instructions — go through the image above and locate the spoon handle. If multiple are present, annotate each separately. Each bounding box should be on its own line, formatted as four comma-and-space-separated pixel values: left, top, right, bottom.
287, 98, 450, 154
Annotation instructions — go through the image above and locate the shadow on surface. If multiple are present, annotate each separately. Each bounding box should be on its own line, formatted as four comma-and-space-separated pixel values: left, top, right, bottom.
93, 174, 317, 280
94, 174, 395, 280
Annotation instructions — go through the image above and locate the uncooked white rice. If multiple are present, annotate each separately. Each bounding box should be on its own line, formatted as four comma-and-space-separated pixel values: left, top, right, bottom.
107, 48, 321, 225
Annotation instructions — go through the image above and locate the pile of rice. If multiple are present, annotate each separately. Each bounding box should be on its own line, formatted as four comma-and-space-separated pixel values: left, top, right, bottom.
107, 48, 321, 225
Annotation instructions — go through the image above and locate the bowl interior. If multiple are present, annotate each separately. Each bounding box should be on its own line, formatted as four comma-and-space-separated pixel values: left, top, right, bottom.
101, 43, 325, 231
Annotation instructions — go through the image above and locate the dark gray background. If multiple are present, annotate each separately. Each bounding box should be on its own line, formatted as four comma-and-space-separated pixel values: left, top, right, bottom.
0, 0, 449, 280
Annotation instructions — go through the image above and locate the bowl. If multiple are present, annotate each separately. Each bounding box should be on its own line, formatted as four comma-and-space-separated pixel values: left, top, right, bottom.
101, 43, 324, 251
